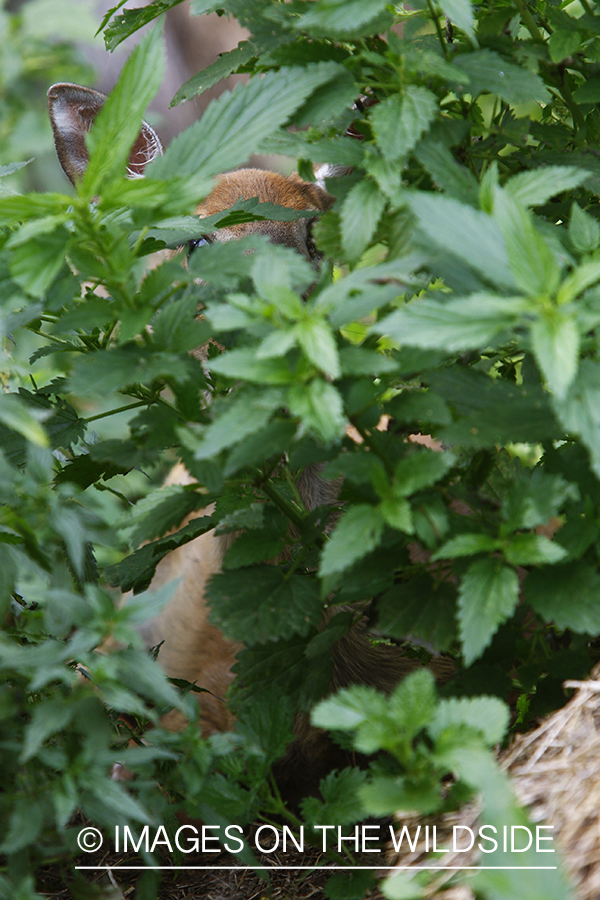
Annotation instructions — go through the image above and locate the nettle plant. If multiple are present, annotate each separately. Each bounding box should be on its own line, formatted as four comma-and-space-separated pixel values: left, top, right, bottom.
1, 0, 600, 897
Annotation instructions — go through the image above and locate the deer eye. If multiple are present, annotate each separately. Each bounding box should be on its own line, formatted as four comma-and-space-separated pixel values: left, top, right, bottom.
187, 236, 211, 257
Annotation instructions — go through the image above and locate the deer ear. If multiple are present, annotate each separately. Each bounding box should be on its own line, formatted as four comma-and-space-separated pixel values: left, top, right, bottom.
47, 82, 163, 185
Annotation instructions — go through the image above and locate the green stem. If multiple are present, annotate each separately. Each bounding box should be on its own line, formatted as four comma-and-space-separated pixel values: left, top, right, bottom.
426, 0, 448, 59
513, 0, 545, 43
26, 326, 84, 349
84, 400, 149, 422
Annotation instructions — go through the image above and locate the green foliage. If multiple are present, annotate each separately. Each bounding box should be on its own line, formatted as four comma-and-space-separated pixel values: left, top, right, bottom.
4, 0, 600, 896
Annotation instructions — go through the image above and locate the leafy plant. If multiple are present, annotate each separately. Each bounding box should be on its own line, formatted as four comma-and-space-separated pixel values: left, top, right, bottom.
2, 0, 600, 896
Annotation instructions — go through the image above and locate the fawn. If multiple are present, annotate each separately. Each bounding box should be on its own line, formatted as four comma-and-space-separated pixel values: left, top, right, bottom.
48, 82, 446, 800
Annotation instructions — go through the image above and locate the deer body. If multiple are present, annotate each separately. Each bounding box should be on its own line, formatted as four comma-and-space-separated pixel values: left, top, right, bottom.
48, 83, 437, 795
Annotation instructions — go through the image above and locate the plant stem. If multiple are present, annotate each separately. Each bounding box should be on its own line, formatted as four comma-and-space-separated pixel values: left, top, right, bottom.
85, 400, 149, 422
426, 0, 448, 59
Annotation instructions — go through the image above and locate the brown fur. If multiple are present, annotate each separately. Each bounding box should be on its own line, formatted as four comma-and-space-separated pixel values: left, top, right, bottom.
48, 84, 451, 796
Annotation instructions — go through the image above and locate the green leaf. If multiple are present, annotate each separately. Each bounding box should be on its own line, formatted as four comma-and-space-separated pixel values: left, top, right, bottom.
372, 87, 438, 163
431, 367, 559, 448
377, 576, 457, 651
501, 468, 577, 533
0, 193, 69, 227
21, 699, 73, 762
415, 139, 479, 205
429, 695, 509, 745
569, 203, 600, 254
492, 187, 561, 298
103, 0, 204, 51
208, 348, 293, 385
526, 563, 600, 634
377, 294, 526, 351
324, 869, 376, 900
0, 393, 49, 448
408, 192, 517, 290
104, 514, 216, 592
302, 767, 369, 828
172, 42, 260, 105
288, 379, 346, 442
458, 558, 520, 665
548, 29, 582, 63
552, 359, 600, 478
556, 259, 600, 304
319, 504, 385, 577
83, 25, 165, 194
311, 683, 387, 731
531, 312, 579, 399
438, 0, 477, 44
68, 346, 193, 396
504, 533, 567, 566
340, 178, 386, 262
188, 388, 283, 461
295, 317, 340, 377
9, 230, 69, 297
392, 449, 455, 496
151, 62, 349, 182
433, 533, 499, 559
505, 166, 589, 208
458, 49, 550, 104
297, 0, 392, 37
207, 568, 322, 642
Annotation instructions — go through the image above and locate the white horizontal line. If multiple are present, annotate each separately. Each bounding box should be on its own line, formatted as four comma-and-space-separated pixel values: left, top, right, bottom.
75, 865, 558, 871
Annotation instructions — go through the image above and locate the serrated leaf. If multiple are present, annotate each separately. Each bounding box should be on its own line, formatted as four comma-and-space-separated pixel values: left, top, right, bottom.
372, 87, 438, 162
505, 166, 589, 208
430, 695, 509, 745
408, 192, 517, 290
324, 869, 376, 900
548, 29, 582, 63
531, 312, 579, 399
172, 42, 260, 105
288, 378, 345, 442
297, 0, 391, 36
458, 49, 549, 104
504, 533, 567, 566
377, 576, 457, 651
104, 514, 216, 592
189, 388, 284, 462
439, 0, 476, 43
319, 504, 385, 577
526, 563, 600, 633
209, 348, 294, 385
9, 230, 69, 297
492, 187, 561, 298
312, 683, 387, 731
340, 178, 386, 262
569, 203, 600, 254
393, 449, 455, 496
433, 533, 499, 559
458, 558, 519, 665
103, 0, 189, 50
83, 25, 165, 194
302, 767, 369, 828
556, 259, 600, 305
151, 62, 349, 182
68, 346, 193, 396
415, 139, 479, 205
378, 293, 526, 352
552, 359, 600, 478
295, 318, 340, 377
207, 567, 322, 642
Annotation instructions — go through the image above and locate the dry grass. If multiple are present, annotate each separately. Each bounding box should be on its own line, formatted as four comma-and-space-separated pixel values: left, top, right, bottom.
386, 664, 600, 900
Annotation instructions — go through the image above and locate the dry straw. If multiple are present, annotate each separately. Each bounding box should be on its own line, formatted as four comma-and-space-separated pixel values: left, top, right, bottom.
386, 664, 600, 900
